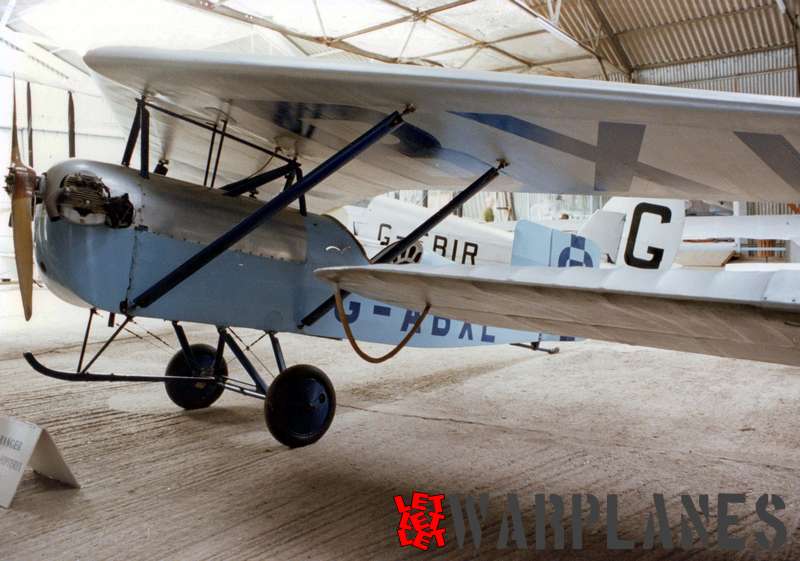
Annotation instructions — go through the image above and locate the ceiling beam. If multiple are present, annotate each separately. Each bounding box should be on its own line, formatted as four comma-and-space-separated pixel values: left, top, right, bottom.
787, 0, 800, 95
176, 0, 443, 66
333, 0, 475, 42
378, 0, 545, 68
508, 0, 626, 76
583, 0, 634, 77
415, 28, 548, 60
332, 15, 416, 42
495, 53, 595, 72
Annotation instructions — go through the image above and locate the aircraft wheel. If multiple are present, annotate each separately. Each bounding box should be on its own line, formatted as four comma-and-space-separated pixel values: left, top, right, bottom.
165, 344, 226, 410
264, 364, 336, 448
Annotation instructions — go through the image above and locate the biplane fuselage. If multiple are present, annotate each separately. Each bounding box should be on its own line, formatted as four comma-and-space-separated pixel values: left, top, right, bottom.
33, 158, 557, 349
36, 159, 367, 333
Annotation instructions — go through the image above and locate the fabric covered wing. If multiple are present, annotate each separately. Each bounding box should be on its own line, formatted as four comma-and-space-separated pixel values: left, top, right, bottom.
316, 264, 800, 366
683, 215, 800, 241
85, 47, 800, 213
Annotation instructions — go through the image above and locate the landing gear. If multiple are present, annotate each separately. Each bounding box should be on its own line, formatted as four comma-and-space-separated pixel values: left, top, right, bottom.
171, 325, 337, 447
265, 364, 336, 448
164, 343, 226, 410
25, 316, 338, 448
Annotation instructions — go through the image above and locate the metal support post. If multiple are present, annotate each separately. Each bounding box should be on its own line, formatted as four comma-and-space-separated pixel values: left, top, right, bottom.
219, 328, 269, 395
268, 332, 286, 372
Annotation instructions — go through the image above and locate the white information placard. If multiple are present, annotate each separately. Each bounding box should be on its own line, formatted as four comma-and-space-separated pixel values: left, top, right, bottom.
0, 416, 79, 508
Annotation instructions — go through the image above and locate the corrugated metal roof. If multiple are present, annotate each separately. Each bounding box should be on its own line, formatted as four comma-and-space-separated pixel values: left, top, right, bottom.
602, 0, 792, 68
636, 47, 797, 95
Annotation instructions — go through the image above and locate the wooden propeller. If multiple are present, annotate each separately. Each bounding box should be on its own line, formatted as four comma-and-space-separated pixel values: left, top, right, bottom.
6, 79, 37, 320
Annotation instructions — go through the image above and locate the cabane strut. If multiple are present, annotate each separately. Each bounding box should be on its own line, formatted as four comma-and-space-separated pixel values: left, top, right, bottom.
120, 99, 295, 178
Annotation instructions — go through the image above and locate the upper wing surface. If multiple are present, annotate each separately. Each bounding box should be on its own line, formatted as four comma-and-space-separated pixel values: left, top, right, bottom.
86, 47, 800, 211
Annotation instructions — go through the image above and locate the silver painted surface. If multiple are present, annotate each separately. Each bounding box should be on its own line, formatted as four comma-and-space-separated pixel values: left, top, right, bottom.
43, 160, 307, 262
85, 47, 800, 212
139, 172, 307, 263
318, 263, 800, 366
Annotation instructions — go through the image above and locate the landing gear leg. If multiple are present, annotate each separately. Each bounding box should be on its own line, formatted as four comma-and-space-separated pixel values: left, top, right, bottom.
268, 331, 286, 372
264, 332, 336, 448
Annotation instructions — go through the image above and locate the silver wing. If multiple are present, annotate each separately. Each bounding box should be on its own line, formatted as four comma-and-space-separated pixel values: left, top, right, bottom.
317, 264, 800, 366
86, 47, 800, 213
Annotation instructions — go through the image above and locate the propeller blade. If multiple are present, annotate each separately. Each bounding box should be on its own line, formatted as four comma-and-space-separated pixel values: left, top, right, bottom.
11, 174, 34, 321
7, 78, 36, 320
10, 78, 20, 165
67, 91, 75, 158
26, 82, 33, 167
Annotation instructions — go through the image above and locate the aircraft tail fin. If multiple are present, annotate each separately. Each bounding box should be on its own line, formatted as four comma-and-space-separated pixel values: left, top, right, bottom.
579, 198, 685, 270
512, 220, 600, 268
577, 208, 625, 262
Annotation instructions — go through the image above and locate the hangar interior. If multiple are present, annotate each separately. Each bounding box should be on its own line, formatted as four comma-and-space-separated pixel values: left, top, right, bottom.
2, 0, 799, 234
2, 1, 800, 559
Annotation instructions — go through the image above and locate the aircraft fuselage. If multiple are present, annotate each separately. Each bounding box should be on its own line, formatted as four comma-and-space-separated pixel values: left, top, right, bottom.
36, 160, 366, 332
34, 160, 546, 348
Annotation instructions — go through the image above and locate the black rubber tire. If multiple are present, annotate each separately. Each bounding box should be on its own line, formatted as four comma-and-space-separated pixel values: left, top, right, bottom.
265, 364, 336, 448
165, 344, 226, 410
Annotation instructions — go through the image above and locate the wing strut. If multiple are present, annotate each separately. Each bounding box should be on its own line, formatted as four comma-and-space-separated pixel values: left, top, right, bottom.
139, 99, 149, 178
121, 100, 141, 167
120, 98, 294, 173
298, 159, 508, 328
208, 118, 227, 188
121, 106, 413, 314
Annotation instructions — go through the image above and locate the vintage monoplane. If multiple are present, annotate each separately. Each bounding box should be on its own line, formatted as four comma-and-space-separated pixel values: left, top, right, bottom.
6, 47, 800, 448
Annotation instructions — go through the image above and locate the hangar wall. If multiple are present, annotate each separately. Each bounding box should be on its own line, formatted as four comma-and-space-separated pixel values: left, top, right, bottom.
636, 48, 797, 96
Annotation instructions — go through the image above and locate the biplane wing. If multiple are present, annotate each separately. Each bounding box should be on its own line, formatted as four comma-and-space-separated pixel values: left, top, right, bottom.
85, 47, 800, 214
316, 265, 800, 366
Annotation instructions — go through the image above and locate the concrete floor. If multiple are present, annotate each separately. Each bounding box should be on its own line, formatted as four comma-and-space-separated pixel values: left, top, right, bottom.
2, 286, 800, 560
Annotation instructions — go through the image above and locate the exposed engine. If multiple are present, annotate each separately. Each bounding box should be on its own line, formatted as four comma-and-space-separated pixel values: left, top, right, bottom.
56, 172, 134, 228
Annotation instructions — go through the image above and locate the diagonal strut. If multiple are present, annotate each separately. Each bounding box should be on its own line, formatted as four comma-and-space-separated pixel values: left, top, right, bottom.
122, 107, 412, 313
